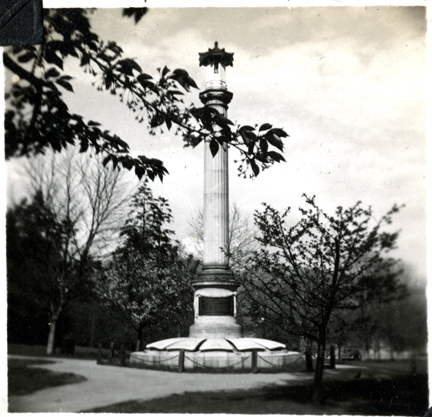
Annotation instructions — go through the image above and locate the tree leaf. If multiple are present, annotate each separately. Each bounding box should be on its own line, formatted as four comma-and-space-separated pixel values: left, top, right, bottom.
150, 113, 164, 128
80, 141, 88, 153
250, 160, 260, 177
269, 128, 289, 138
260, 138, 268, 154
18, 52, 35, 63
165, 116, 172, 131
137, 74, 156, 91
12, 45, 25, 54
51, 140, 62, 152
121, 159, 133, 170
210, 139, 219, 157
266, 133, 284, 151
88, 41, 98, 52
46, 68, 61, 78
268, 151, 286, 163
106, 41, 123, 56
56, 79, 74, 92
45, 48, 63, 70
122, 8, 148, 24
239, 125, 256, 146
169, 69, 197, 92
188, 76, 198, 89
118, 59, 142, 76
80, 54, 90, 67
137, 73, 153, 81
162, 66, 170, 78
248, 142, 255, 154
239, 125, 255, 132
213, 113, 234, 127
259, 123, 273, 132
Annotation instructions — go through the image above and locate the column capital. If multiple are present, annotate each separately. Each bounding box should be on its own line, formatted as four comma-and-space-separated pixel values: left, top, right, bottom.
199, 89, 233, 109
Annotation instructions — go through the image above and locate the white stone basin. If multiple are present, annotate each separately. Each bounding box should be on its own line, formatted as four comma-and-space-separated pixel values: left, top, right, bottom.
146, 337, 287, 352
130, 339, 304, 372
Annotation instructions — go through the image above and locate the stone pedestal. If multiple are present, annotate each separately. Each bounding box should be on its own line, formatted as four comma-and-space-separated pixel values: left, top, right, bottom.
189, 288, 241, 338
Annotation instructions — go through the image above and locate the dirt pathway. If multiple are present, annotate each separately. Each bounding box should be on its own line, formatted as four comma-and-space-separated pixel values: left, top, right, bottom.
8, 355, 310, 412
7, 354, 412, 413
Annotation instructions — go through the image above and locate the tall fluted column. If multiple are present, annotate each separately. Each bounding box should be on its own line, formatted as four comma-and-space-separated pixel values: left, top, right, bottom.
202, 90, 231, 267
189, 42, 241, 338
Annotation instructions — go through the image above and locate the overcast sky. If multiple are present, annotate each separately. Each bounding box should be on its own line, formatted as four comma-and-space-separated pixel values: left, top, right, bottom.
6, 6, 427, 278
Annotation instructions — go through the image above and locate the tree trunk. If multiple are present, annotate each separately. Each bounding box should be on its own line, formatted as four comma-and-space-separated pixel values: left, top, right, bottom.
306, 345, 314, 372
108, 342, 114, 364
46, 314, 59, 355
329, 345, 336, 369
313, 339, 326, 403
376, 339, 381, 360
120, 342, 126, 366
364, 341, 369, 360
97, 343, 103, 364
136, 321, 144, 351
89, 316, 95, 348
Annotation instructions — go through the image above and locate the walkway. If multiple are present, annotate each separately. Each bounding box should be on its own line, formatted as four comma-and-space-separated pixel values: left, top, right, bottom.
7, 354, 414, 413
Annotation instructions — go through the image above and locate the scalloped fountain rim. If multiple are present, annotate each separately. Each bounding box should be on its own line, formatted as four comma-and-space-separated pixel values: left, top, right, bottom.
146, 337, 287, 352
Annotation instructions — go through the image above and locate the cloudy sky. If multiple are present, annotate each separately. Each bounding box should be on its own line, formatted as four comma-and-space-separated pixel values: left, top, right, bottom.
6, 5, 427, 278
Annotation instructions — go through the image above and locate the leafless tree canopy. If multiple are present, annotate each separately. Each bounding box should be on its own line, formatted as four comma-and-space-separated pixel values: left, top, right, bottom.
21, 148, 135, 354
187, 203, 258, 266
24, 149, 135, 259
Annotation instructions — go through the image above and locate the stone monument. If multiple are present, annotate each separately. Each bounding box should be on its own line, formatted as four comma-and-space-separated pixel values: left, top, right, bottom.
189, 42, 241, 339
130, 43, 302, 372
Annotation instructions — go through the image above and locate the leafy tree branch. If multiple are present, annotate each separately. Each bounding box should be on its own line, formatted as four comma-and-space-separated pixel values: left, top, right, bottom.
4, 8, 288, 180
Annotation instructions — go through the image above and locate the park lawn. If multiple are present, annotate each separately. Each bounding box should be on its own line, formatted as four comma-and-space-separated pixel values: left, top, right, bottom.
87, 373, 428, 415
8, 343, 101, 359
8, 358, 87, 396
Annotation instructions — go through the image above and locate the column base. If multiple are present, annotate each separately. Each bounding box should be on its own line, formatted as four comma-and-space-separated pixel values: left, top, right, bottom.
192, 264, 238, 291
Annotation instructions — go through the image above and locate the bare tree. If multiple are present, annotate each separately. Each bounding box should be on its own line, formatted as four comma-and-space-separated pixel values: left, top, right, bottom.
187, 203, 258, 267
20, 149, 134, 354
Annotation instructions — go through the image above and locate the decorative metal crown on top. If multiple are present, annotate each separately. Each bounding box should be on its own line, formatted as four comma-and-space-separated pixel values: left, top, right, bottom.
199, 42, 234, 68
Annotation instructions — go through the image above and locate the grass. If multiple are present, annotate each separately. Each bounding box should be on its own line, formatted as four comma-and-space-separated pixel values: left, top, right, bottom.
8, 343, 102, 360
8, 358, 87, 396
270, 374, 428, 415
8, 343, 130, 365
86, 373, 428, 415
